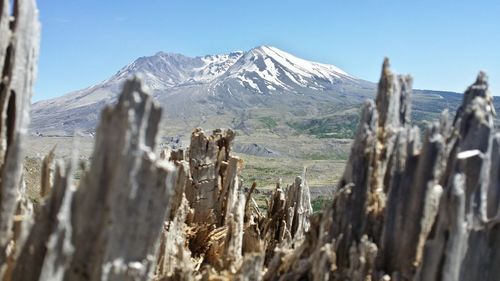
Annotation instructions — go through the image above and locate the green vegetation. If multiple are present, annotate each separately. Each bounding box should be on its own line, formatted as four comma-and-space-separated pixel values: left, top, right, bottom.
412, 110, 439, 134
237, 154, 345, 189
302, 151, 349, 161
258, 116, 278, 129
287, 114, 359, 139
254, 194, 269, 211
311, 196, 333, 213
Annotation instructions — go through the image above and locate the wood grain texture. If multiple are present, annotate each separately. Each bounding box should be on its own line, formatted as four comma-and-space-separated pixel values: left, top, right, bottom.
2, 5, 500, 278
0, 0, 40, 276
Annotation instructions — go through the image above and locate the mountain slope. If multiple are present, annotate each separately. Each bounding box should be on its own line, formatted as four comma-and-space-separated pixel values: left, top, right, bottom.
30, 46, 495, 138
220, 46, 359, 94
30, 46, 372, 135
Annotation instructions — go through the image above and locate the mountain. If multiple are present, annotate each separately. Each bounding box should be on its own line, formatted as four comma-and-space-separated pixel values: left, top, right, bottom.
221, 46, 361, 93
30, 45, 497, 139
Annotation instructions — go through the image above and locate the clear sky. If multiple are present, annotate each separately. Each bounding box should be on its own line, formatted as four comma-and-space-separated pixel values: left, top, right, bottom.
35, 0, 500, 101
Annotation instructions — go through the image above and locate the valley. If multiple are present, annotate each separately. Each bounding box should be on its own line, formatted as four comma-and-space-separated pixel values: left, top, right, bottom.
26, 46, 500, 205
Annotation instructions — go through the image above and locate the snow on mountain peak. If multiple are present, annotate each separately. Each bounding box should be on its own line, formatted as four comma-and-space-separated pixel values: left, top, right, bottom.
107, 46, 353, 92
191, 51, 244, 82
31, 46, 370, 135
223, 45, 354, 94
259, 46, 351, 78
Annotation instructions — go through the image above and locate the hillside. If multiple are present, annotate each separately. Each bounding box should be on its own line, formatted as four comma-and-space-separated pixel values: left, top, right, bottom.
31, 46, 489, 142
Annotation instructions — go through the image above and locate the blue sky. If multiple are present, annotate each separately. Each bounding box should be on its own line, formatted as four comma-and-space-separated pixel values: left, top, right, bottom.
35, 0, 500, 101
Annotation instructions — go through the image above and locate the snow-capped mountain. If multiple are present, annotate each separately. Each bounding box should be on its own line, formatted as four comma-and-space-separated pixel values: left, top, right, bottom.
108, 45, 358, 94
31, 46, 374, 135
30, 45, 465, 136
223, 46, 357, 94
109, 51, 245, 89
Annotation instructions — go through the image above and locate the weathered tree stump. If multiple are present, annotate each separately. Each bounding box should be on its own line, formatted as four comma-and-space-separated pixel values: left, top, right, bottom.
0, 0, 40, 277
3, 2, 500, 279
12, 78, 177, 281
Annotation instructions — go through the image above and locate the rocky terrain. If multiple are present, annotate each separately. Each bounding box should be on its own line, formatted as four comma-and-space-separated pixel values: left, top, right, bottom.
29, 46, 500, 191
31, 46, 493, 141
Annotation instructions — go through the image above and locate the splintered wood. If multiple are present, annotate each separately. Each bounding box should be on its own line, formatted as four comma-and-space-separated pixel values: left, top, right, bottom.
267, 63, 500, 281
12, 77, 177, 281
1, 1, 500, 280
0, 0, 40, 277
151, 60, 500, 280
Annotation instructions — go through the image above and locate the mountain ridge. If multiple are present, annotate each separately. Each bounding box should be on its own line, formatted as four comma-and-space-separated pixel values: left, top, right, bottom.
33, 45, 364, 101
31, 46, 493, 138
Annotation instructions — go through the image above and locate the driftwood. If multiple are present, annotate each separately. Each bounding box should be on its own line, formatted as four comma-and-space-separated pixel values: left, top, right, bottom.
2, 1, 500, 280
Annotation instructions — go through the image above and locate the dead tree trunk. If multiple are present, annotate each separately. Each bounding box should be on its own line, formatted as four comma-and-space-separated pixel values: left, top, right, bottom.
262, 60, 500, 281
416, 72, 500, 281
0, 0, 40, 276
3, 4, 500, 278
11, 77, 177, 281
66, 78, 176, 281
13, 159, 75, 281
186, 128, 236, 225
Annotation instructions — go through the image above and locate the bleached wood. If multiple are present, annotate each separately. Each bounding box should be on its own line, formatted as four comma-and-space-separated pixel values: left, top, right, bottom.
65, 77, 176, 281
13, 160, 75, 281
0, 0, 40, 275
1, 13, 500, 279
40, 146, 55, 198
